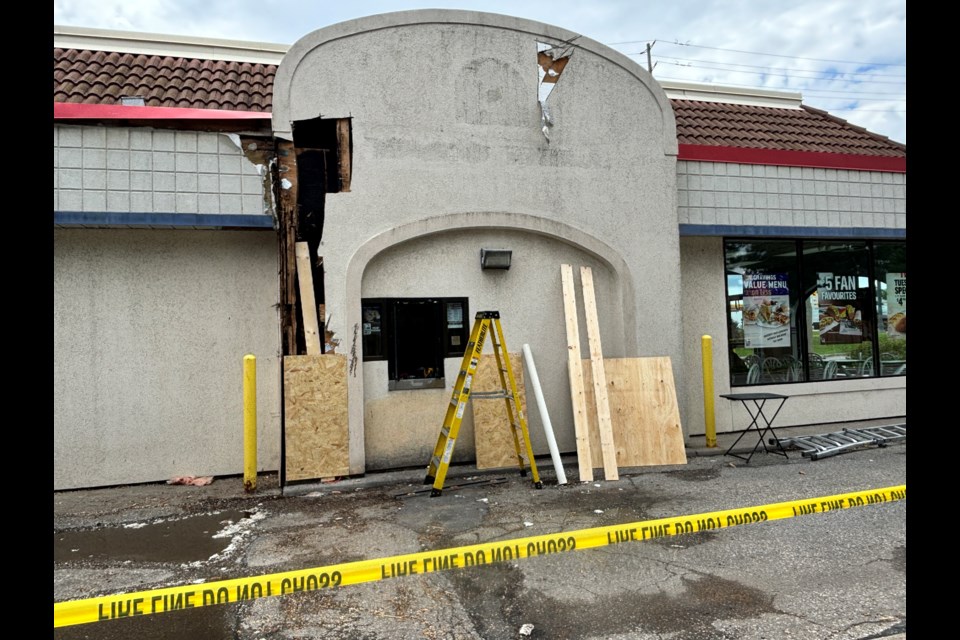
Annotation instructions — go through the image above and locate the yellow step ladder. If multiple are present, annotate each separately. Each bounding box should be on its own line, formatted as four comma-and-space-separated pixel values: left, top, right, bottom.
423, 311, 542, 496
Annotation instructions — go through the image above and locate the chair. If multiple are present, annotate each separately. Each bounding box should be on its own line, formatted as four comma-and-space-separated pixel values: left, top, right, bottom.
762, 357, 784, 382
746, 363, 761, 385
784, 356, 803, 382
880, 353, 901, 376
823, 360, 838, 380
742, 354, 760, 369
859, 356, 873, 377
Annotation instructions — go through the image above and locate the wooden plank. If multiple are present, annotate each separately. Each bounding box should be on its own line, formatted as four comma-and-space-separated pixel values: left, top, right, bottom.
283, 355, 350, 481
560, 264, 593, 482
295, 242, 322, 355
582, 357, 687, 467
579, 266, 619, 481
337, 119, 352, 192
473, 352, 527, 470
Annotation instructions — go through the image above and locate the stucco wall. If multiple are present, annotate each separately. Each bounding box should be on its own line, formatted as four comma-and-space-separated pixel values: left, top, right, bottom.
360, 229, 620, 469
678, 161, 906, 230
53, 124, 266, 216
54, 229, 281, 489
273, 10, 681, 472
678, 236, 906, 441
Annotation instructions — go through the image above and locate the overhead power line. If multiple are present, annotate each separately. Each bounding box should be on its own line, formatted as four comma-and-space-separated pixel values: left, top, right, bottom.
655, 61, 905, 97
636, 54, 907, 82
608, 39, 905, 67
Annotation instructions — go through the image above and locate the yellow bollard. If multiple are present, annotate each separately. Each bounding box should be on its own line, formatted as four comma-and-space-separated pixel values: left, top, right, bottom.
243, 354, 257, 492
701, 336, 717, 448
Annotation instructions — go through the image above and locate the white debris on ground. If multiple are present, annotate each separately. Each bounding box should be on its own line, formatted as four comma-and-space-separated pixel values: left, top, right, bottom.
523, 522, 534, 527
180, 509, 267, 568
519, 622, 535, 636
594, 510, 604, 514
123, 522, 148, 529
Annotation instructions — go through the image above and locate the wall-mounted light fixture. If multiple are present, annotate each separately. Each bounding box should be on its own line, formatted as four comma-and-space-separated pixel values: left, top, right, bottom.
480, 249, 512, 270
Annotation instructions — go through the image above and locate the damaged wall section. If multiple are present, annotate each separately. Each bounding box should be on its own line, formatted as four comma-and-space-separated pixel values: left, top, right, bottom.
537, 39, 577, 141
276, 117, 353, 357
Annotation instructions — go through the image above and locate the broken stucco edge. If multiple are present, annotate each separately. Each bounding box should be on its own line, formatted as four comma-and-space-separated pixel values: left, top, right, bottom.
537, 38, 576, 142
237, 136, 280, 230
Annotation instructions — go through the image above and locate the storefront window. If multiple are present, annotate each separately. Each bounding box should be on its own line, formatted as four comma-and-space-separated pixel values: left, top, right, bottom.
874, 243, 907, 376
725, 241, 803, 384
802, 241, 875, 379
725, 239, 906, 386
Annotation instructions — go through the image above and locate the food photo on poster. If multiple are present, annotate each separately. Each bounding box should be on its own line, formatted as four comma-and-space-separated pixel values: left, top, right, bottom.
816, 272, 865, 344
742, 273, 791, 348
885, 272, 906, 337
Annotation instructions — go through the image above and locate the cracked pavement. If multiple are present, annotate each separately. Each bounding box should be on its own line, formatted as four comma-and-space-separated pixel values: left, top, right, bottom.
54, 442, 906, 639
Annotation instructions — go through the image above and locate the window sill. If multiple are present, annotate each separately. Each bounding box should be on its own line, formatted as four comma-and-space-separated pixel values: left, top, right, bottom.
389, 378, 446, 391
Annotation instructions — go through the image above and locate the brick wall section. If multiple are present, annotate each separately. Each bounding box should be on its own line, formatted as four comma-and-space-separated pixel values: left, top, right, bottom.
54, 124, 266, 217
677, 161, 906, 230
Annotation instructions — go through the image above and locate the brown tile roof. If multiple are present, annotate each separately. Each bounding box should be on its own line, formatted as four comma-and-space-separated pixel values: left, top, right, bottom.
54, 48, 274, 112
54, 47, 905, 157
672, 99, 904, 157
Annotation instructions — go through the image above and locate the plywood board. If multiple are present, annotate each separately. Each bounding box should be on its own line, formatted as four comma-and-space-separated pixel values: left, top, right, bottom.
560, 264, 593, 482
473, 352, 528, 470
283, 355, 350, 481
580, 266, 619, 481
582, 357, 687, 468
295, 242, 322, 355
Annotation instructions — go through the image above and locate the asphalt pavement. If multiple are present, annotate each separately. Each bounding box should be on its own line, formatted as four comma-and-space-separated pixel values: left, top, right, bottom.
54, 419, 907, 640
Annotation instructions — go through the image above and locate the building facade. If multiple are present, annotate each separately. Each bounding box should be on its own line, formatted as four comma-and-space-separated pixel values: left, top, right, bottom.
53, 11, 905, 490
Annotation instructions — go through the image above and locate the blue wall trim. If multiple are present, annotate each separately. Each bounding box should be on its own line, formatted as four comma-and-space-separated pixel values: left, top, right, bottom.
54, 211, 275, 229
678, 223, 906, 239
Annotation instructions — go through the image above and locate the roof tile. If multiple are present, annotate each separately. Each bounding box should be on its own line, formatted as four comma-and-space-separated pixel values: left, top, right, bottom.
53, 47, 904, 156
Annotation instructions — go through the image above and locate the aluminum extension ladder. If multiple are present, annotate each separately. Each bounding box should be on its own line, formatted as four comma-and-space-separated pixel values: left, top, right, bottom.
773, 424, 906, 460
423, 311, 542, 496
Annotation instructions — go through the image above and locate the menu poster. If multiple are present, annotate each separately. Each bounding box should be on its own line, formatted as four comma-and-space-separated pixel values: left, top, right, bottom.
886, 272, 906, 337
742, 273, 791, 348
817, 272, 862, 343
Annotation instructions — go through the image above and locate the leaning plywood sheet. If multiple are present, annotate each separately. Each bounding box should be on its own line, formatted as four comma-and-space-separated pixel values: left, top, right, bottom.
582, 357, 687, 468
284, 354, 350, 481
473, 352, 527, 470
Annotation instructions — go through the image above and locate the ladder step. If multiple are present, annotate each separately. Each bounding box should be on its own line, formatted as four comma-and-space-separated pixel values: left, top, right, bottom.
424, 311, 541, 495
471, 391, 511, 399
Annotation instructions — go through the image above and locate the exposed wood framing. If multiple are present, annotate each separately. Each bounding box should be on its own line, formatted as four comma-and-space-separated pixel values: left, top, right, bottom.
560, 264, 593, 482
276, 140, 300, 357
580, 266, 619, 481
337, 119, 352, 192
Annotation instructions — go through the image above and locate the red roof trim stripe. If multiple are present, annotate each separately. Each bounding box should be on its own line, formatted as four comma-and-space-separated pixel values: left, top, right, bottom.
54, 102, 272, 121
678, 144, 905, 173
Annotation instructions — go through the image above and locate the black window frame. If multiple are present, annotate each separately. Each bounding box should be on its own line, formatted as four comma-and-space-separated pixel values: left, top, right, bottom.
360, 297, 469, 390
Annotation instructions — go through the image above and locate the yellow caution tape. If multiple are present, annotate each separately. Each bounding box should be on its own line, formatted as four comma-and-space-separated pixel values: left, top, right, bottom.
54, 484, 905, 628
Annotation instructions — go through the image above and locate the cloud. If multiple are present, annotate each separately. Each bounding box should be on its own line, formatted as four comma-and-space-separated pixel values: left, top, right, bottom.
53, 0, 905, 143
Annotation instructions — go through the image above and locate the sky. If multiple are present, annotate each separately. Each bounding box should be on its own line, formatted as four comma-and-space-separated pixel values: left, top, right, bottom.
53, 0, 907, 144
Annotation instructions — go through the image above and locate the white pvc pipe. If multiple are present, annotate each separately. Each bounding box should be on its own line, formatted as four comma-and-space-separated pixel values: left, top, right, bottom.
522, 343, 567, 485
